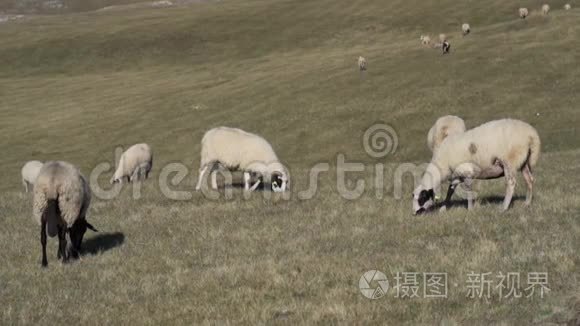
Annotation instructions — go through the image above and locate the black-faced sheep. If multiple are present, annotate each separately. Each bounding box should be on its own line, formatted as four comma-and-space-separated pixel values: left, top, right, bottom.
413, 119, 541, 214
21, 160, 43, 192
462, 23, 471, 36
33, 161, 97, 267
358, 56, 367, 71
442, 40, 451, 54
195, 127, 289, 192
519, 8, 529, 19
110, 143, 153, 184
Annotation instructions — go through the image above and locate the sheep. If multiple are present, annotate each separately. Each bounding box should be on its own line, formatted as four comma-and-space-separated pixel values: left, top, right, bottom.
412, 119, 541, 214
358, 56, 367, 71
195, 127, 289, 192
110, 143, 153, 184
442, 40, 451, 54
519, 7, 529, 19
33, 161, 97, 267
542, 4, 550, 15
420, 35, 431, 46
427, 115, 466, 153
462, 23, 470, 36
564, 4, 571, 10
21, 160, 43, 192
439, 33, 446, 42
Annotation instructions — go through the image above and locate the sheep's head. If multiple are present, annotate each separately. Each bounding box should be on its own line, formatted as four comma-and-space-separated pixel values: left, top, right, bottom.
412, 185, 435, 215
271, 171, 289, 192
69, 219, 98, 256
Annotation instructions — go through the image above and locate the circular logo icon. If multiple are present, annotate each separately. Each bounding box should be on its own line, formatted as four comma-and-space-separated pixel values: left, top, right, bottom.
362, 124, 398, 158
359, 270, 389, 299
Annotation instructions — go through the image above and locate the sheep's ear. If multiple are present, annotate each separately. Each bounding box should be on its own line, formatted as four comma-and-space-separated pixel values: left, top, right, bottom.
85, 221, 98, 232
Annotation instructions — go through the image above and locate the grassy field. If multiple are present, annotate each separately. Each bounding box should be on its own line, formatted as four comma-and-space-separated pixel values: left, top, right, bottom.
1, 0, 579, 324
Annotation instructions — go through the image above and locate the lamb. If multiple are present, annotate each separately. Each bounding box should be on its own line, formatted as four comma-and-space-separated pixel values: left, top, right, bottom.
110, 143, 153, 184
21, 160, 44, 192
33, 161, 97, 267
519, 7, 529, 19
542, 4, 550, 15
195, 127, 289, 192
462, 23, 470, 36
564, 4, 571, 10
413, 119, 540, 214
358, 56, 367, 71
427, 115, 466, 153
420, 35, 431, 46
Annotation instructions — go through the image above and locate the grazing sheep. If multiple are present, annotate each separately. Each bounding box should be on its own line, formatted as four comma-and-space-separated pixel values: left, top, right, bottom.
195, 127, 289, 192
564, 4, 571, 10
439, 33, 446, 42
358, 56, 367, 71
442, 40, 451, 54
427, 115, 466, 153
519, 7, 529, 19
21, 160, 43, 192
110, 143, 153, 184
33, 161, 97, 267
462, 23, 471, 36
420, 35, 431, 45
542, 4, 550, 15
413, 119, 541, 214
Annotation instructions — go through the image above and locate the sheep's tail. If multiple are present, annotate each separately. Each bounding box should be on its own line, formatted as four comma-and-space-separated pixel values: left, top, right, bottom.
43, 197, 60, 238
527, 129, 541, 170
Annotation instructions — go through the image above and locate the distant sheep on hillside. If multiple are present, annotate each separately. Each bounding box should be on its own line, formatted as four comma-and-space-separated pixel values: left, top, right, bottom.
420, 35, 431, 45
542, 4, 550, 15
519, 7, 529, 19
358, 56, 367, 71
564, 4, 571, 10
442, 40, 451, 54
462, 23, 470, 36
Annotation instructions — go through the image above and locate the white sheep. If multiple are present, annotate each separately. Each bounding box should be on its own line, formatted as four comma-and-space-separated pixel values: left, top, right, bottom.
439, 33, 446, 42
427, 115, 466, 153
462, 23, 470, 36
564, 4, 571, 10
21, 160, 43, 192
110, 143, 153, 184
542, 4, 550, 15
33, 161, 97, 267
358, 56, 367, 71
420, 35, 431, 46
413, 119, 541, 214
519, 7, 529, 19
195, 127, 289, 192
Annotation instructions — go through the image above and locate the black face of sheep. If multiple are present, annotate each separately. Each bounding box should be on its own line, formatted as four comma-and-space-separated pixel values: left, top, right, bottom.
271, 172, 288, 192
413, 189, 435, 215
69, 220, 98, 258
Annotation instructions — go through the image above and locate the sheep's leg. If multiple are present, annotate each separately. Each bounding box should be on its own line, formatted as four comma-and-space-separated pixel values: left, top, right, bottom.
243, 172, 251, 191
522, 163, 534, 206
57, 226, 68, 262
195, 165, 208, 191
23, 180, 29, 192
464, 177, 475, 210
501, 161, 516, 211
441, 180, 460, 211
250, 179, 261, 191
41, 220, 48, 267
211, 171, 218, 190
